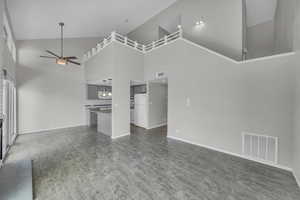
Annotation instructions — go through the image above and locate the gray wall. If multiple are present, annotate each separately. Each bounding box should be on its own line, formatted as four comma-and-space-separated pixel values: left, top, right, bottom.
128, 0, 243, 61
17, 38, 99, 134
144, 39, 294, 167
112, 42, 144, 138
246, 20, 275, 59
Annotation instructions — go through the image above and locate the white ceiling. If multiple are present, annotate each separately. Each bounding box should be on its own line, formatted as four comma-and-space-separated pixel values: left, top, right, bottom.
7, 0, 177, 40
246, 0, 278, 27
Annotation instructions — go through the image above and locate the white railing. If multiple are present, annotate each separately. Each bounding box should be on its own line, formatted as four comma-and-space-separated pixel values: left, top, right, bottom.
83, 28, 183, 62
144, 30, 182, 52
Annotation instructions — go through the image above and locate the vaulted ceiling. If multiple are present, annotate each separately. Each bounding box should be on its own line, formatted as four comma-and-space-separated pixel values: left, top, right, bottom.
7, 0, 177, 40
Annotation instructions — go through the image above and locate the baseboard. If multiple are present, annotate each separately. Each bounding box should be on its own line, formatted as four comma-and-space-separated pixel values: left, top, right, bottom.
19, 124, 87, 135
147, 123, 167, 130
10, 133, 18, 145
112, 133, 130, 140
293, 171, 300, 188
167, 135, 292, 172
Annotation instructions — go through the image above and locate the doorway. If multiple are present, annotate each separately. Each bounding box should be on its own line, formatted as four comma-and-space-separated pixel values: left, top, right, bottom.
130, 80, 147, 129
130, 78, 168, 132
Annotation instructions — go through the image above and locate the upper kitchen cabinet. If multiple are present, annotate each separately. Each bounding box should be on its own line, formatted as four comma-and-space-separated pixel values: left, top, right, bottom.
87, 84, 112, 100
84, 44, 114, 83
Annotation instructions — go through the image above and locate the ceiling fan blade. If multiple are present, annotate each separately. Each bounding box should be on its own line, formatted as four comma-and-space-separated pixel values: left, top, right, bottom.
46, 50, 60, 58
63, 56, 78, 60
40, 56, 56, 59
68, 60, 81, 66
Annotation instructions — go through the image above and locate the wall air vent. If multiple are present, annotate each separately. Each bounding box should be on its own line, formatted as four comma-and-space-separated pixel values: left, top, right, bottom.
242, 132, 278, 164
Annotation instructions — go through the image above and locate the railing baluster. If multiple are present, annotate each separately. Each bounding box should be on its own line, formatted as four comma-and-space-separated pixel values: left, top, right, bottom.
179, 27, 183, 38
111, 31, 116, 41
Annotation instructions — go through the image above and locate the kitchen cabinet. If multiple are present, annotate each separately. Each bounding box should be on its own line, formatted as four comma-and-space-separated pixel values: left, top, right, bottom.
97, 110, 112, 136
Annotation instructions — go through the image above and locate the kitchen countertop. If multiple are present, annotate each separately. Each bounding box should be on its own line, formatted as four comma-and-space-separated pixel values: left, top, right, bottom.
89, 108, 112, 114
85, 104, 112, 108
96, 110, 111, 114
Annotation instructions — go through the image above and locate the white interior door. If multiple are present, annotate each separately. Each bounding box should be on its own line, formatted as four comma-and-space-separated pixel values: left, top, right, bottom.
2, 80, 17, 159
2, 81, 9, 158
10, 84, 17, 145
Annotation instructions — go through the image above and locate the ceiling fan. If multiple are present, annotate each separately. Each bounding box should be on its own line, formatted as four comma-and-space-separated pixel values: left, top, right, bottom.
40, 22, 80, 66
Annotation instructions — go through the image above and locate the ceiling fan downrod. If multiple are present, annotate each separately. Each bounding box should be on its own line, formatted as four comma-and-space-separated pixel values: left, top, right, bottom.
59, 22, 64, 58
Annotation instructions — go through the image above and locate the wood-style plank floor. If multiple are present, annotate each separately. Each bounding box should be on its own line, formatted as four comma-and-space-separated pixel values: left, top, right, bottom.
7, 126, 300, 200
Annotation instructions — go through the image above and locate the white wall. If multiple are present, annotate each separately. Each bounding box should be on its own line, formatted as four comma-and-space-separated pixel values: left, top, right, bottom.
246, 20, 275, 59
112, 42, 144, 138
245, 0, 296, 59
144, 39, 294, 167
293, 59, 300, 185
0, 0, 17, 114
3, 44, 16, 79
0, 0, 4, 116
128, 0, 243, 61
0, 0, 4, 67
84, 43, 113, 82
245, 0, 277, 27
274, 0, 295, 54
17, 38, 100, 134
147, 81, 168, 129
292, 0, 300, 186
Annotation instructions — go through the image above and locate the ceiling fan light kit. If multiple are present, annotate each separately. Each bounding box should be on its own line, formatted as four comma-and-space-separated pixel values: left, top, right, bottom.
40, 22, 81, 66
56, 58, 67, 66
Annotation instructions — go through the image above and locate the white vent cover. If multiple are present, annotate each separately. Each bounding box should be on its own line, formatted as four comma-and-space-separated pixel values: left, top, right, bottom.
242, 132, 278, 164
